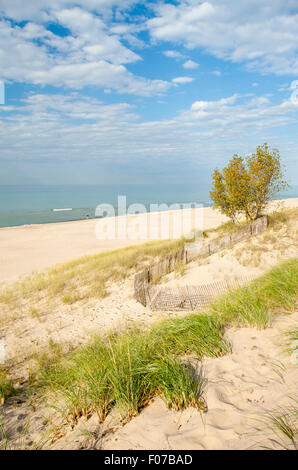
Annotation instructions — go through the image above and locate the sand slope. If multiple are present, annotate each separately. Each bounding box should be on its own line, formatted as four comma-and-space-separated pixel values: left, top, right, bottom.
2, 311, 296, 450
1, 198, 297, 450
3, 199, 297, 382
100, 311, 298, 451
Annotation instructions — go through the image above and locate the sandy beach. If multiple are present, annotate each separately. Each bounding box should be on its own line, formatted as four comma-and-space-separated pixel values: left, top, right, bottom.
1, 198, 297, 283
0, 205, 225, 282
0, 198, 297, 450
2, 1, 298, 452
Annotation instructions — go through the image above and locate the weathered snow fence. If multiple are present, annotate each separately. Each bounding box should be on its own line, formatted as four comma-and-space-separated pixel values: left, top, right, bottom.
134, 215, 268, 309
148, 276, 255, 311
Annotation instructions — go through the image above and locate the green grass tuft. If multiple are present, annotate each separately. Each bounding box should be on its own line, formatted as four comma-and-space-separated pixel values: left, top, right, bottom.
150, 357, 206, 411
148, 314, 230, 359
258, 399, 298, 450
36, 314, 227, 424
0, 368, 15, 404
209, 258, 298, 328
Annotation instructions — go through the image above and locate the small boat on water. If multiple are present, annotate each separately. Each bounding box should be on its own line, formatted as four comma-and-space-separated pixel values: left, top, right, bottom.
52, 208, 73, 212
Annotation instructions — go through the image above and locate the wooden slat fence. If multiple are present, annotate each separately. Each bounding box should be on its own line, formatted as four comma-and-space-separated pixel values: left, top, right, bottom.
134, 215, 268, 309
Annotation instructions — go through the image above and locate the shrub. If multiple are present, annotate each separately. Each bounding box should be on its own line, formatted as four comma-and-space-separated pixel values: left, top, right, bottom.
210, 143, 288, 222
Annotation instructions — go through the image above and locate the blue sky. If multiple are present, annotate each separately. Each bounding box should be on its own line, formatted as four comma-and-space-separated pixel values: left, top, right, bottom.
0, 0, 297, 186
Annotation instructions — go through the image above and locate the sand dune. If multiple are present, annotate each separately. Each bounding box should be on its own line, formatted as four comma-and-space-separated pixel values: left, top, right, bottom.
100, 311, 298, 451
3, 199, 297, 382
0, 198, 297, 450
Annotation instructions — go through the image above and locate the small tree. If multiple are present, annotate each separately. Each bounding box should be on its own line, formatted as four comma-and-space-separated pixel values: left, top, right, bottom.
210, 143, 288, 222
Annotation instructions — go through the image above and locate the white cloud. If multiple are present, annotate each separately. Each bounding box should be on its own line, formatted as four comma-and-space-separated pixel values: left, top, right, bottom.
183, 60, 199, 69
163, 50, 185, 59
1, 90, 296, 169
172, 76, 194, 84
53, 7, 140, 65
148, 0, 298, 75
190, 94, 238, 111
212, 70, 221, 76
18, 93, 139, 123
0, 1, 136, 22
0, 13, 170, 95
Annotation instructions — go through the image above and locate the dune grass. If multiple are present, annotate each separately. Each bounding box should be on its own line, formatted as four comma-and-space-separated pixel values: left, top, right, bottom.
0, 367, 15, 404
205, 206, 298, 240
0, 238, 185, 326
284, 327, 298, 365
268, 206, 298, 227
35, 313, 227, 424
174, 261, 186, 278
26, 257, 297, 427
148, 314, 229, 359
257, 399, 298, 450
209, 258, 298, 328
285, 327, 298, 345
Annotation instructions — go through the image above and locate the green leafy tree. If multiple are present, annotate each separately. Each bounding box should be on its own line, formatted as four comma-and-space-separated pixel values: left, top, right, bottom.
210, 144, 288, 222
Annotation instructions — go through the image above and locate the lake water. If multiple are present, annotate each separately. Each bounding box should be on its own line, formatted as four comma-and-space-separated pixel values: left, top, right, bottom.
0, 184, 297, 228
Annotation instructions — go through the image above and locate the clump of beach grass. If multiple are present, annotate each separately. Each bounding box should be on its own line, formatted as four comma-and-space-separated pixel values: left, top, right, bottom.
285, 327, 298, 342
174, 261, 186, 278
256, 399, 298, 450
150, 357, 206, 412
0, 368, 15, 404
148, 314, 229, 359
268, 206, 297, 228
208, 258, 297, 328
284, 327, 298, 359
29, 306, 41, 320
36, 313, 227, 425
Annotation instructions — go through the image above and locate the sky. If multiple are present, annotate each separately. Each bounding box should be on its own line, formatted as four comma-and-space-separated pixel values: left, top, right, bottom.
0, 0, 297, 186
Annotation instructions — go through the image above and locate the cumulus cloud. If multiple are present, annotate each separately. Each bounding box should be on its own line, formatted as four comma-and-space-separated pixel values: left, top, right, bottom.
183, 60, 199, 69
163, 50, 185, 59
0, 12, 170, 95
1, 90, 297, 170
148, 0, 298, 75
53, 7, 140, 65
0, 0, 136, 22
1, 0, 297, 98
172, 76, 194, 84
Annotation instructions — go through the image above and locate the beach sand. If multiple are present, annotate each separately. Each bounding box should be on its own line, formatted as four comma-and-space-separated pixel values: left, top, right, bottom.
99, 310, 298, 451
0, 198, 297, 450
0, 206, 226, 282
0, 198, 297, 283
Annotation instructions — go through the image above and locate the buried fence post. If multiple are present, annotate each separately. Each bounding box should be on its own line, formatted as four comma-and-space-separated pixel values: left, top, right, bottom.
145, 286, 152, 310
